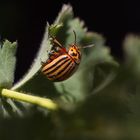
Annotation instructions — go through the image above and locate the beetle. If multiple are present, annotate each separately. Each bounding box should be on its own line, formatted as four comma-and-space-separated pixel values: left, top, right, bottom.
41, 31, 93, 82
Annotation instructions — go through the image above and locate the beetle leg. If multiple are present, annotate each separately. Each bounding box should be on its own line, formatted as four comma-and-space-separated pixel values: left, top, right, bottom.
40, 59, 46, 65
49, 34, 63, 48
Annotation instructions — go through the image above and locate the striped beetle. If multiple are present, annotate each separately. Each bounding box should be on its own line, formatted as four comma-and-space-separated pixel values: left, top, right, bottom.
41, 31, 92, 82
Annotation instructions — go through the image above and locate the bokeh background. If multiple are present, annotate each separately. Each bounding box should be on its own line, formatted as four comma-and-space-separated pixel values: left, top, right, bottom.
0, 0, 140, 140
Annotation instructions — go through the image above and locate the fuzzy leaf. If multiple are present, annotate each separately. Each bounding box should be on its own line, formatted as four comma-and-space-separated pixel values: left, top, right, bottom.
0, 40, 17, 89
42, 5, 119, 107
11, 23, 62, 99
12, 24, 51, 90
0, 40, 26, 117
54, 4, 73, 24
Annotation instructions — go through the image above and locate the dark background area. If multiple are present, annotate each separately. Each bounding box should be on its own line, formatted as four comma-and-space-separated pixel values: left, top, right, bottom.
0, 0, 140, 81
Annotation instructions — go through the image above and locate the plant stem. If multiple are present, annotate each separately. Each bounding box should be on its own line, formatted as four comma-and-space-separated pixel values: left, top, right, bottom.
1, 89, 58, 110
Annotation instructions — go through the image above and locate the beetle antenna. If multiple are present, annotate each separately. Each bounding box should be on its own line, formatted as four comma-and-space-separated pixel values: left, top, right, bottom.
79, 44, 95, 49
73, 30, 76, 44
48, 33, 63, 48
83, 44, 94, 48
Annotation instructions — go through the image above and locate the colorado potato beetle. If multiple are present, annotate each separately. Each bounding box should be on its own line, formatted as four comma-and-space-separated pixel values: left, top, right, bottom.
41, 31, 93, 82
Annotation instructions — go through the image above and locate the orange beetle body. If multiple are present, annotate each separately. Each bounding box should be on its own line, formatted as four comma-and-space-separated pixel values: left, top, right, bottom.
41, 34, 81, 82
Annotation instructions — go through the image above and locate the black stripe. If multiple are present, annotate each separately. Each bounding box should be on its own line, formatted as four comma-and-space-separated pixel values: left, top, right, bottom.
46, 58, 70, 75
64, 63, 75, 76
48, 60, 72, 79
42, 56, 68, 72
56, 60, 72, 76
57, 63, 75, 81
77, 51, 81, 58
76, 51, 81, 61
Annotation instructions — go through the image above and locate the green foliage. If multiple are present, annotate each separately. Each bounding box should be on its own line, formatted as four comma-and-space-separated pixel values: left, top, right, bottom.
124, 35, 140, 78
12, 25, 50, 91
0, 40, 24, 117
52, 5, 118, 108
0, 4, 140, 140
0, 40, 17, 89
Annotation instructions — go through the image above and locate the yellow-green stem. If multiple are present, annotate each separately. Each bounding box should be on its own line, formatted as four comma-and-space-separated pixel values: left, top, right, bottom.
2, 89, 58, 110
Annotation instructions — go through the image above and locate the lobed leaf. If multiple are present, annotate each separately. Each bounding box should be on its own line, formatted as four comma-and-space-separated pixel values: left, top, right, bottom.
0, 40, 17, 89
12, 24, 51, 90
52, 5, 119, 106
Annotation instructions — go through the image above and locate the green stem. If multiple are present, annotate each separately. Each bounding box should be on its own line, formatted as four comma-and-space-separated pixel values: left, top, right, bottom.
1, 89, 58, 110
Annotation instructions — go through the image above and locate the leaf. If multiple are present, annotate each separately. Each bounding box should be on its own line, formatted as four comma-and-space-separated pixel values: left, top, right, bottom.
122, 34, 140, 122
6, 24, 58, 117
35, 5, 118, 108
10, 23, 62, 100
54, 5, 87, 47
0, 40, 17, 89
124, 35, 140, 78
54, 4, 73, 25
0, 40, 27, 117
12, 23, 51, 90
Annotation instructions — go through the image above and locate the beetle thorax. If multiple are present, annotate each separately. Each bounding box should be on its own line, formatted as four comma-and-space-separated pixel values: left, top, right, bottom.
68, 44, 81, 64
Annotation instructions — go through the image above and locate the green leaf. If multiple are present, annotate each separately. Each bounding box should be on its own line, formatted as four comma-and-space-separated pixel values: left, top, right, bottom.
124, 35, 140, 78
0, 40, 17, 89
49, 24, 63, 36
0, 40, 26, 117
10, 24, 61, 100
54, 4, 73, 25
6, 24, 58, 117
12, 24, 51, 91
41, 5, 119, 108
54, 4, 87, 47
